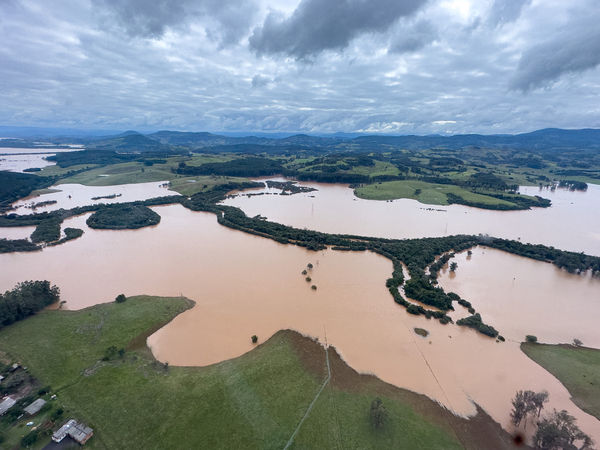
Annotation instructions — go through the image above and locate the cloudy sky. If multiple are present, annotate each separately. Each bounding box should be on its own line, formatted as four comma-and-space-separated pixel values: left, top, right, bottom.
1, 0, 600, 134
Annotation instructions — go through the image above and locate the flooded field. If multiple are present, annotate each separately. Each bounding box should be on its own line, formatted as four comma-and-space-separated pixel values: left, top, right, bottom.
223, 180, 600, 256
439, 246, 600, 348
10, 181, 176, 215
1, 204, 598, 440
0, 147, 79, 172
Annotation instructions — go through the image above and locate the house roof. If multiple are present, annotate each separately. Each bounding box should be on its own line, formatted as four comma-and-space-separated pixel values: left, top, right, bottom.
0, 397, 16, 415
24, 398, 46, 415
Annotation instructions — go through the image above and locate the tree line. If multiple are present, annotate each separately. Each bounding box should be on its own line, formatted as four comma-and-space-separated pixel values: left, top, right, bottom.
0, 281, 60, 328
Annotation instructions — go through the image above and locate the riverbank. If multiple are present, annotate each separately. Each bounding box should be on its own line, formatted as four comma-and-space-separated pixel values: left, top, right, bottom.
0, 295, 518, 449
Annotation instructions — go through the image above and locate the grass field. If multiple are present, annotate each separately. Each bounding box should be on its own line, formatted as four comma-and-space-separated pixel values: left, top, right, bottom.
49, 155, 233, 187
167, 175, 254, 196
0, 295, 517, 449
521, 343, 600, 421
354, 179, 516, 207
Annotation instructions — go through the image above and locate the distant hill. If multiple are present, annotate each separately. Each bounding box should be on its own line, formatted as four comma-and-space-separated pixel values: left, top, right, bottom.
2, 127, 599, 154
86, 133, 171, 153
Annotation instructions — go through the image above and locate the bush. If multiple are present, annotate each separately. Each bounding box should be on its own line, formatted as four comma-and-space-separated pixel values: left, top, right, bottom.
526, 335, 538, 343
50, 407, 64, 421
369, 398, 388, 429
37, 385, 51, 395
21, 430, 39, 447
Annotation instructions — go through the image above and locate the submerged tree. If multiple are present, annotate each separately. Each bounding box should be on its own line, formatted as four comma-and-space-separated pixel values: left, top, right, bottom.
369, 397, 388, 429
449, 262, 458, 272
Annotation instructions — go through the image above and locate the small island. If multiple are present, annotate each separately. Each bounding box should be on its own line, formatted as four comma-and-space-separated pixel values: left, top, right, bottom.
86, 204, 161, 230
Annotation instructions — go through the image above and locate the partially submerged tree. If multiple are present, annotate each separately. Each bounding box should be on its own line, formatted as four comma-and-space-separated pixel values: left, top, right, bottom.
534, 409, 593, 450
449, 262, 458, 272
511, 390, 548, 428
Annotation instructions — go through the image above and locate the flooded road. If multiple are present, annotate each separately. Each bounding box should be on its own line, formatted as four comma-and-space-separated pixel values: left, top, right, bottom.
1, 204, 598, 440
223, 180, 600, 256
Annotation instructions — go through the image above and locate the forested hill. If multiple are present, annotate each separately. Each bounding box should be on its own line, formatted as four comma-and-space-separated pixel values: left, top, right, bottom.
4, 128, 600, 154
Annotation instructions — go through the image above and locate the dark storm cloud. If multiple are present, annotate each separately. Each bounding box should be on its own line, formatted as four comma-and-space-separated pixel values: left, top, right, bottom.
97, 0, 256, 44
388, 19, 437, 54
249, 0, 429, 58
511, 11, 600, 91
487, 0, 531, 27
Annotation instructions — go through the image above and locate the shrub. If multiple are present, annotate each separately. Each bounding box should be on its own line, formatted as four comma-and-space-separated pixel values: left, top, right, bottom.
50, 407, 64, 421
21, 430, 39, 447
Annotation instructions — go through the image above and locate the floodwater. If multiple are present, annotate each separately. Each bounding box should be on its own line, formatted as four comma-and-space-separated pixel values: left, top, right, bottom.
223, 180, 600, 256
0, 147, 78, 172
0, 204, 598, 441
10, 182, 176, 215
439, 246, 600, 348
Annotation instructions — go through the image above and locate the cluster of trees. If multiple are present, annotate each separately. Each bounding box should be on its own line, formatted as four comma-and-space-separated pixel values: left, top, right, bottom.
511, 390, 548, 427
0, 281, 60, 328
558, 180, 588, 191
0, 171, 54, 212
485, 238, 600, 275
456, 313, 499, 338
86, 204, 161, 230
176, 157, 284, 177
30, 217, 62, 243
0, 238, 38, 253
511, 390, 593, 449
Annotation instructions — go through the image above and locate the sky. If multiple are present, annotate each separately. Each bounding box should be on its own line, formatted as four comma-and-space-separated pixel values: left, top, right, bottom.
1, 0, 600, 135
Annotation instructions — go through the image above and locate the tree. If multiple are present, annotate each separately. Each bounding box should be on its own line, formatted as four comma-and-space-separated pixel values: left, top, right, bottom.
534, 409, 593, 450
511, 390, 547, 428
532, 391, 549, 417
251, 335, 258, 344
307, 263, 313, 269
573, 338, 583, 347
370, 397, 388, 429
511, 391, 530, 427
526, 335, 538, 343
115, 294, 127, 303
449, 262, 458, 272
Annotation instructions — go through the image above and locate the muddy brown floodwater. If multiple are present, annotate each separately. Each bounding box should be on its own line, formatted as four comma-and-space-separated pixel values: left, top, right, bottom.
223, 180, 600, 256
10, 182, 176, 215
439, 246, 600, 348
1, 204, 598, 441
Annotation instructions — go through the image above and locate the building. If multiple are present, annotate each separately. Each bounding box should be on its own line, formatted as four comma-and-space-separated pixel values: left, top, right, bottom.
52, 419, 94, 445
24, 398, 46, 415
0, 397, 16, 416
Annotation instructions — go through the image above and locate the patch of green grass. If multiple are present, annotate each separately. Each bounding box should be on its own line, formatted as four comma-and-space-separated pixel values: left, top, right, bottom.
56, 161, 177, 186
354, 179, 517, 207
346, 160, 400, 178
0, 296, 463, 449
294, 388, 461, 449
521, 343, 600, 420
168, 175, 254, 196
37, 164, 101, 178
